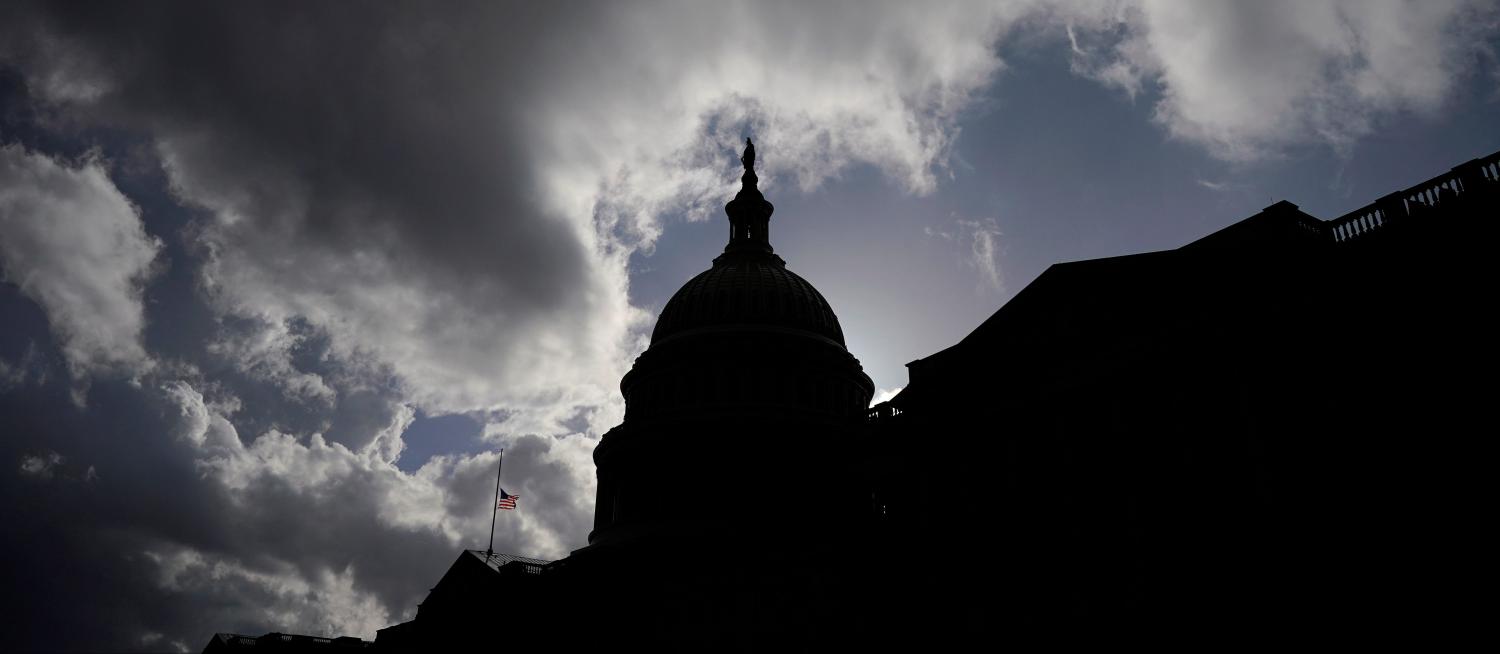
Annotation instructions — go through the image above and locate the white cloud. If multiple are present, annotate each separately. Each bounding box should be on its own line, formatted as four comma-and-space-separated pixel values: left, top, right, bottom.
162, 380, 244, 451
871, 386, 904, 406
204, 320, 336, 407
1063, 0, 1493, 159
961, 218, 1005, 292
147, 546, 391, 641
0, 144, 160, 381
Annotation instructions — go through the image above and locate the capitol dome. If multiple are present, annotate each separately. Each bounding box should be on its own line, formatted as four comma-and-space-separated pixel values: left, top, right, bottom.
651, 137, 845, 346
651, 251, 846, 346
589, 139, 874, 547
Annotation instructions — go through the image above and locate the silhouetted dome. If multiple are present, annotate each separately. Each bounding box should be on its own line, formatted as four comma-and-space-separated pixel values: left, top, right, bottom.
651, 252, 846, 346
590, 139, 874, 549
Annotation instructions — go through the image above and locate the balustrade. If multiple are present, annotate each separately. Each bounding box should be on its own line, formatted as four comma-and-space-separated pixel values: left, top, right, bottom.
1326, 150, 1496, 244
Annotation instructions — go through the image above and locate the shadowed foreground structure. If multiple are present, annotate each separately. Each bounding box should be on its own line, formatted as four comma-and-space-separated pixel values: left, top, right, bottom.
208, 144, 1497, 651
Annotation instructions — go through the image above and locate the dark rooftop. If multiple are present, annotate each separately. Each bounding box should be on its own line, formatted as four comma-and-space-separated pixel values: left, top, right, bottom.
468, 549, 553, 574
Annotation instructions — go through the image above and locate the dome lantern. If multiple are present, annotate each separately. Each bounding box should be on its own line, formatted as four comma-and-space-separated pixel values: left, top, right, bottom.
724, 138, 774, 254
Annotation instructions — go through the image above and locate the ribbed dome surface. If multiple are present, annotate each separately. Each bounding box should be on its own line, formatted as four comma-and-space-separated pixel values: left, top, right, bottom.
651, 253, 845, 346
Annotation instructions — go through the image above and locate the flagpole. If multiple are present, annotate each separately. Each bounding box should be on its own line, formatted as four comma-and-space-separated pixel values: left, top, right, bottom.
486, 448, 504, 558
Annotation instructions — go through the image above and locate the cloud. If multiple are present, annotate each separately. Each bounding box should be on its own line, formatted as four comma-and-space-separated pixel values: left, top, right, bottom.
871, 386, 904, 406
925, 216, 1005, 291
147, 545, 392, 644
0, 144, 160, 382
1063, 0, 1495, 159
204, 319, 336, 408
0, 373, 599, 649
961, 218, 1005, 292
162, 380, 242, 451
0, 341, 50, 390
18, 450, 63, 478
0, 1, 1028, 427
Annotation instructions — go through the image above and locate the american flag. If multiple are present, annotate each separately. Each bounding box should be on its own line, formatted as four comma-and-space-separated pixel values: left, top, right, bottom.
497, 489, 520, 511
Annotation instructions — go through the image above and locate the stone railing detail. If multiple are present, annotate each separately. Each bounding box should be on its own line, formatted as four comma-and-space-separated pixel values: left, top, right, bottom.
866, 402, 903, 423
1327, 150, 1497, 244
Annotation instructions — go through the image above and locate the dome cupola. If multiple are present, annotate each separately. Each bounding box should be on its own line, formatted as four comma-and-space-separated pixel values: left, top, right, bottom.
650, 138, 846, 346
724, 138, 774, 254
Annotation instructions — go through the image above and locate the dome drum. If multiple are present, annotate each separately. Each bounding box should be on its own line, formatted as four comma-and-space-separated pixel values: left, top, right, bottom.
621, 358, 871, 425
589, 418, 865, 544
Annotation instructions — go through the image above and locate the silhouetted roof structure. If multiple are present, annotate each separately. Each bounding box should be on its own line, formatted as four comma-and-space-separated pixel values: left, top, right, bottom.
858, 148, 1498, 644
469, 549, 551, 574
202, 632, 368, 652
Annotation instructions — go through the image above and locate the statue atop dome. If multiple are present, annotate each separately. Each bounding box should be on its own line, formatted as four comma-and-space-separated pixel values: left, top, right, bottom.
725, 138, 773, 254
741, 137, 756, 172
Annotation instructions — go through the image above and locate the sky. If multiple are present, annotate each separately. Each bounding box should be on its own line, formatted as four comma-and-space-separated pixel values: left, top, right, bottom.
0, 1, 1497, 650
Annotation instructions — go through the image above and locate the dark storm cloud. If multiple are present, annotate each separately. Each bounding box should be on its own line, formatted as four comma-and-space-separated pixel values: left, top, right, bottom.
1, 380, 245, 651
2, 1, 652, 426
7, 2, 585, 301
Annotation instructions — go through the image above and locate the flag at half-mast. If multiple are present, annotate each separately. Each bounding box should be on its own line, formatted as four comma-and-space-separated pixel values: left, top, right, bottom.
497, 489, 520, 511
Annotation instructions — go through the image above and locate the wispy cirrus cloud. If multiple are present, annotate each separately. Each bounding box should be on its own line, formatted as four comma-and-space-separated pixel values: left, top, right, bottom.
926, 216, 1006, 292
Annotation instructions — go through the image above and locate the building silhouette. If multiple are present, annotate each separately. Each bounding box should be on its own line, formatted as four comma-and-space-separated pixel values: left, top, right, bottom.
376, 139, 888, 651
208, 144, 1497, 651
